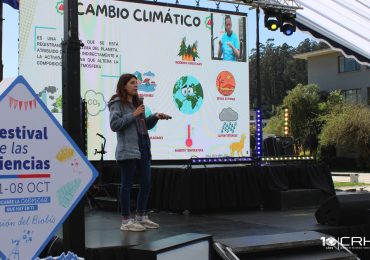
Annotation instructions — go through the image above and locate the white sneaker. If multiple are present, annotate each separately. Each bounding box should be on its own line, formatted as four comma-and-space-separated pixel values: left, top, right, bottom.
138, 216, 160, 229
120, 219, 146, 232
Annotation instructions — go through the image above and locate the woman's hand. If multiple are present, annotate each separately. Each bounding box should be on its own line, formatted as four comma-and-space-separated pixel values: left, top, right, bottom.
155, 113, 171, 120
133, 104, 145, 117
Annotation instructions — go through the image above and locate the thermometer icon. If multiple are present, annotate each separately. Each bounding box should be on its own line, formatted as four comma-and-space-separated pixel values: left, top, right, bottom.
185, 125, 193, 147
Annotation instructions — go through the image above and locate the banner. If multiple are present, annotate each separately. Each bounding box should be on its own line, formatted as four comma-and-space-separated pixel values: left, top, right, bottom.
19, 0, 250, 160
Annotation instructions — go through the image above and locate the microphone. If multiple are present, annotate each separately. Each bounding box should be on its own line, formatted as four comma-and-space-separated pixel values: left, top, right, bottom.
137, 96, 145, 120
136, 96, 147, 133
138, 96, 144, 105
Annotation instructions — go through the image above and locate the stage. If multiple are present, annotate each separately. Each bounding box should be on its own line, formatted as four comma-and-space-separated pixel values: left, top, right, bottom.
97, 162, 335, 212
81, 207, 369, 259
44, 162, 369, 259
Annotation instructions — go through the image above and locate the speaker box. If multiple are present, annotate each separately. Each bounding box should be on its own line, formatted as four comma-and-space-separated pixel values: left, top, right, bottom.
263, 137, 280, 156
276, 136, 295, 156
263, 136, 295, 156
315, 193, 370, 226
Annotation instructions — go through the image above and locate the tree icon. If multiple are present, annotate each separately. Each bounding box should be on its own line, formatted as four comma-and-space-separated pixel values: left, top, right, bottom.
192, 41, 199, 61
178, 37, 187, 60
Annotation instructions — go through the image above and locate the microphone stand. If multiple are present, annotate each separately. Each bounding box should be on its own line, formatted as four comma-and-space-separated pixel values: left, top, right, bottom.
88, 133, 112, 211
94, 133, 106, 185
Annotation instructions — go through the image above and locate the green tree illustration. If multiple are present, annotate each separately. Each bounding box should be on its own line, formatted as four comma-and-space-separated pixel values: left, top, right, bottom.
178, 37, 187, 58
186, 45, 192, 56
192, 41, 199, 61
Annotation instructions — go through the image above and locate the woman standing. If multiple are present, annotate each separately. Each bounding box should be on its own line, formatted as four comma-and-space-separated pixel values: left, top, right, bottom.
108, 73, 170, 231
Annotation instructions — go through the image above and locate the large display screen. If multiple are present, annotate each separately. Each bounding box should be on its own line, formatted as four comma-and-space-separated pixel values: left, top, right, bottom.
19, 0, 250, 160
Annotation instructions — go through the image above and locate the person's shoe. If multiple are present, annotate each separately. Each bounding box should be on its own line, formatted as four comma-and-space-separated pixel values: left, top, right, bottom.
120, 219, 146, 232
137, 216, 160, 229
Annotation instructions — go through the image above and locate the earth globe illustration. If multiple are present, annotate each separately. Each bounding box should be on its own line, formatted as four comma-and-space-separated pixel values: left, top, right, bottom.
173, 76, 204, 115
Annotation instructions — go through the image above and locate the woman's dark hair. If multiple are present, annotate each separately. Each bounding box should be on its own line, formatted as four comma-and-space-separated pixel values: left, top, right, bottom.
110, 73, 139, 107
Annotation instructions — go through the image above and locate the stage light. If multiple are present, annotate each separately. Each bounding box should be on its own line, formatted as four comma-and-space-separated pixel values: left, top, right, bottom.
255, 109, 263, 158
190, 156, 254, 165
281, 20, 295, 35
262, 156, 316, 162
280, 13, 296, 36
264, 10, 281, 31
284, 107, 289, 136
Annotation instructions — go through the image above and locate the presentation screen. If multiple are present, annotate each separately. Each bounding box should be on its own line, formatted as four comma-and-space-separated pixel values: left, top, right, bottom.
19, 0, 250, 160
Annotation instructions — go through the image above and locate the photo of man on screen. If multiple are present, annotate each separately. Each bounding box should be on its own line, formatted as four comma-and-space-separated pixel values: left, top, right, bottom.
218, 15, 240, 61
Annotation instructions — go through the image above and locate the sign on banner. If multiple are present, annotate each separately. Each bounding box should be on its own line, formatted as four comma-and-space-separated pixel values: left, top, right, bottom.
0, 76, 98, 259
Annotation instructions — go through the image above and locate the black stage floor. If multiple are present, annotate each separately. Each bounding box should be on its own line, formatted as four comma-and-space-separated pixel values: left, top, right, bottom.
78, 207, 370, 260
50, 163, 369, 259
83, 208, 330, 249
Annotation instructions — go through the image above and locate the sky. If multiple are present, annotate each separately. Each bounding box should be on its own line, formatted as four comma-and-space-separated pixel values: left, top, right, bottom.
2, 0, 315, 78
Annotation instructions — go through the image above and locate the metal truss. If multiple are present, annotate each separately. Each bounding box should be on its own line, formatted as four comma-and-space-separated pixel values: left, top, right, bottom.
208, 0, 303, 12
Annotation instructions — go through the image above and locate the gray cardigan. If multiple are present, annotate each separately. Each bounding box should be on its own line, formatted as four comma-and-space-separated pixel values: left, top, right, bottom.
108, 97, 158, 160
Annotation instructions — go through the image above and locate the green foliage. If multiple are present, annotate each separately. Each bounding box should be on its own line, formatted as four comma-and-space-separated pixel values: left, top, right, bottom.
264, 84, 343, 155
263, 108, 284, 136
249, 38, 328, 115
320, 104, 370, 159
334, 182, 368, 188
56, 95, 62, 109
318, 90, 344, 114
282, 84, 320, 147
251, 36, 368, 163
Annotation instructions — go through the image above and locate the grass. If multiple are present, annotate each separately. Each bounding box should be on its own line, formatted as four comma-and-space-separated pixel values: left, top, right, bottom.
334, 182, 368, 187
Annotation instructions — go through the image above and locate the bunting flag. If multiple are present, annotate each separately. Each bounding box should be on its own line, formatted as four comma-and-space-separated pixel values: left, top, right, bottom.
3, 0, 19, 10
8, 96, 36, 110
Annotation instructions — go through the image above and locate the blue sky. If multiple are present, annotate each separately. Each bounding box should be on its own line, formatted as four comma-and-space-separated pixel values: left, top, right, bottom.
2, 1, 314, 78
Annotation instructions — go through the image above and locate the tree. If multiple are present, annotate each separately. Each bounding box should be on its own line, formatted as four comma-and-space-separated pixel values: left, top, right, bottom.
283, 84, 320, 146
249, 38, 328, 116
263, 106, 284, 136
320, 104, 370, 167
265, 87, 345, 155
264, 84, 321, 154
317, 90, 344, 115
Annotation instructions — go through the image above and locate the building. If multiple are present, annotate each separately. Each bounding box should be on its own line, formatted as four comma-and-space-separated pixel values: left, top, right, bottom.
295, 49, 370, 160
294, 49, 370, 105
